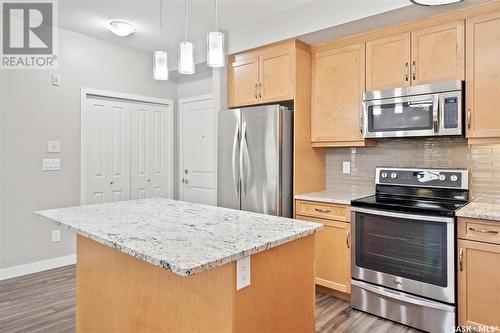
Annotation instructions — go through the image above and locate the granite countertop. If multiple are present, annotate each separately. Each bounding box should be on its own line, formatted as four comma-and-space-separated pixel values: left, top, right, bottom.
294, 184, 375, 205
456, 193, 500, 222
35, 198, 322, 276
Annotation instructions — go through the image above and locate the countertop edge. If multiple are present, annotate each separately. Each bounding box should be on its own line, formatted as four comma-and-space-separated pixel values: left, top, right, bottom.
35, 212, 322, 277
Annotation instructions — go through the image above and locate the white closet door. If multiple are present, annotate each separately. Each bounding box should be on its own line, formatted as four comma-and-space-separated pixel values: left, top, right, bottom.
85, 97, 131, 204
131, 103, 171, 199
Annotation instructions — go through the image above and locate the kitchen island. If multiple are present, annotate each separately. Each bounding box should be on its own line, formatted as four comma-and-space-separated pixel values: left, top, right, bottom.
36, 198, 322, 333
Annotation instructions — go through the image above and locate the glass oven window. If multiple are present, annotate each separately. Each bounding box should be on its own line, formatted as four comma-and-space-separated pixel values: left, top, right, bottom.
367, 101, 434, 132
355, 212, 448, 287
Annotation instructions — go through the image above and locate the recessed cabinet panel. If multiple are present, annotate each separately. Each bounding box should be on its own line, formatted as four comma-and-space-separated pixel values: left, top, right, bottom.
366, 33, 410, 91
259, 51, 293, 103
411, 21, 464, 85
458, 239, 500, 329
296, 213, 351, 294
311, 43, 365, 145
229, 57, 259, 107
466, 11, 500, 140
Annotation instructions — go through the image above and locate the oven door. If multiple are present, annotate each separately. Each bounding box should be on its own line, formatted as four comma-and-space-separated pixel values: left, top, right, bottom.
351, 207, 455, 304
363, 93, 440, 138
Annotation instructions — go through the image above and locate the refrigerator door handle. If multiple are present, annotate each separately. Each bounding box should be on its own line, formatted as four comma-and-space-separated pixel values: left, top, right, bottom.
231, 124, 240, 198
240, 122, 250, 199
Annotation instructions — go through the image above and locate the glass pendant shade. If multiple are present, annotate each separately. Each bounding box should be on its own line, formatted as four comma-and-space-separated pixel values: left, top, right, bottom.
207, 31, 225, 68
153, 50, 168, 80
410, 0, 462, 5
178, 41, 195, 74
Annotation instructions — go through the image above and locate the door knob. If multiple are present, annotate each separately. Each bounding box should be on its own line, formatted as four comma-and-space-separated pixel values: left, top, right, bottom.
184, 169, 189, 174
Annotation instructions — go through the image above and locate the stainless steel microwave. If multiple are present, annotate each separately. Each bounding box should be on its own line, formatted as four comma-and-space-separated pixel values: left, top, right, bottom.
362, 81, 464, 139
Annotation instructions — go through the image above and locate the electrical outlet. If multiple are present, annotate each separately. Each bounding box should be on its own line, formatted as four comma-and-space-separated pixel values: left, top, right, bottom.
236, 256, 251, 290
52, 229, 61, 242
343, 161, 351, 174
42, 158, 60, 171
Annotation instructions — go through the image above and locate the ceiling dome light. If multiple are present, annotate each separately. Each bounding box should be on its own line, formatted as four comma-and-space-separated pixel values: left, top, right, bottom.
107, 20, 136, 37
410, 0, 463, 6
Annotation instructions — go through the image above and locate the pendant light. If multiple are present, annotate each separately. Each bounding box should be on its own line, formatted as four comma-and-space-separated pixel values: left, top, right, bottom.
410, 0, 463, 5
178, 0, 195, 74
153, 0, 168, 80
207, 0, 225, 68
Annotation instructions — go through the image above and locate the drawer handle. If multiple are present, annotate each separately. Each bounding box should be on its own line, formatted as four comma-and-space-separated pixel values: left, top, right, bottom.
314, 208, 331, 213
469, 227, 498, 234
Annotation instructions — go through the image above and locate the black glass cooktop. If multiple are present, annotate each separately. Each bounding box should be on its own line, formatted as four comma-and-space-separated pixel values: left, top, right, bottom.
351, 185, 469, 217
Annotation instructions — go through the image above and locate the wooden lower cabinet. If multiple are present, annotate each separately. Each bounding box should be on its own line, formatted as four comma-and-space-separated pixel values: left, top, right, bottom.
458, 217, 500, 330
296, 213, 351, 295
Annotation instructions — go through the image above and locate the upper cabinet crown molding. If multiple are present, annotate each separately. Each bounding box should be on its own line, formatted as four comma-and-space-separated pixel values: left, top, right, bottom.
366, 20, 464, 91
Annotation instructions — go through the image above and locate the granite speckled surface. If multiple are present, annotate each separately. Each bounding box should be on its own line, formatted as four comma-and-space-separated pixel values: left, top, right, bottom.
457, 194, 500, 222
35, 198, 322, 276
294, 185, 374, 205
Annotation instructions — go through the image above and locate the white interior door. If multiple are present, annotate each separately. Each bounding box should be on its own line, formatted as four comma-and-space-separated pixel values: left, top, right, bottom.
131, 102, 173, 199
179, 95, 216, 205
84, 96, 131, 204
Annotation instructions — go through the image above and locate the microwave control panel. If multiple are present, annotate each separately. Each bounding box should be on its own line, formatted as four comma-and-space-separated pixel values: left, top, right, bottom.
443, 97, 459, 129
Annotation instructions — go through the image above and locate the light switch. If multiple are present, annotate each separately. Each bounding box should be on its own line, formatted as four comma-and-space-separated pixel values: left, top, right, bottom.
43, 158, 60, 171
51, 73, 61, 86
47, 141, 60, 153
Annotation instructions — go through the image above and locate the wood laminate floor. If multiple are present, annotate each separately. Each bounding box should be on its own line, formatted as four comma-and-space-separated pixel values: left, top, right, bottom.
0, 265, 420, 333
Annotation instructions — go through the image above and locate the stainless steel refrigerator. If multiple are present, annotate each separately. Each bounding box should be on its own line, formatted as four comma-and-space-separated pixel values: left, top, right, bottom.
217, 105, 293, 217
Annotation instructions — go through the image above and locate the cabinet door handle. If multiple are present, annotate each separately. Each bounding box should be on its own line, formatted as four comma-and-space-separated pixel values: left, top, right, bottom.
254, 83, 258, 99
360, 114, 364, 134
346, 230, 351, 249
259, 83, 262, 98
459, 248, 463, 271
314, 208, 331, 213
469, 227, 498, 234
467, 109, 472, 130
412, 60, 416, 81
404, 62, 409, 82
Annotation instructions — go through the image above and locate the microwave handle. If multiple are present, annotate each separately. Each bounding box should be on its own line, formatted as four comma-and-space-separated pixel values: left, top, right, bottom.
433, 94, 439, 133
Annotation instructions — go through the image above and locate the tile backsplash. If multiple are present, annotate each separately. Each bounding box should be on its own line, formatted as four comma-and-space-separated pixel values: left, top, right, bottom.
326, 138, 500, 198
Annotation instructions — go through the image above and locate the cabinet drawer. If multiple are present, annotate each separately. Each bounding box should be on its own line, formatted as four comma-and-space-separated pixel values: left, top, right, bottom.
458, 218, 500, 245
295, 200, 350, 222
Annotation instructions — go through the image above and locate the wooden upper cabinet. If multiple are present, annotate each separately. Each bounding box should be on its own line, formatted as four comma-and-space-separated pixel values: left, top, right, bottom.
466, 11, 500, 142
411, 21, 464, 85
259, 48, 294, 103
311, 43, 367, 147
366, 33, 410, 91
229, 56, 259, 107
366, 21, 464, 91
228, 42, 295, 107
458, 239, 500, 330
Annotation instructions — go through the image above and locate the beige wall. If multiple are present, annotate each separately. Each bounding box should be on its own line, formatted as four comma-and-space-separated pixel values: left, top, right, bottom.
326, 138, 500, 201
0, 28, 177, 269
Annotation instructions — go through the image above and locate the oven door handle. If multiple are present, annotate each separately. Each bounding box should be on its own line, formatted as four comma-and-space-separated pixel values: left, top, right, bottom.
351, 280, 455, 312
351, 206, 455, 223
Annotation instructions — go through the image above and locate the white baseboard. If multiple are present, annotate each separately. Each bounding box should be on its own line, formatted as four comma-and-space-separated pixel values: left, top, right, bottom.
0, 254, 76, 281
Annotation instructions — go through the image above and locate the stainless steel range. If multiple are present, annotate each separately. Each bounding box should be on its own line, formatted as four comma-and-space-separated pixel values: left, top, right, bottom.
351, 167, 469, 333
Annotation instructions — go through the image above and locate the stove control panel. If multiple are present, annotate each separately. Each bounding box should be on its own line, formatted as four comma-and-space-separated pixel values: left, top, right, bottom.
376, 167, 468, 189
